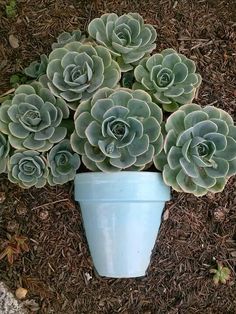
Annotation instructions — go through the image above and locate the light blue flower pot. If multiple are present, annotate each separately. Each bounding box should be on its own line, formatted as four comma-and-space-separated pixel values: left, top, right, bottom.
74, 172, 170, 278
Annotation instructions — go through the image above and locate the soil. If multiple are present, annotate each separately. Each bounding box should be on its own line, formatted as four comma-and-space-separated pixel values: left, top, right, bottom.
0, 0, 236, 313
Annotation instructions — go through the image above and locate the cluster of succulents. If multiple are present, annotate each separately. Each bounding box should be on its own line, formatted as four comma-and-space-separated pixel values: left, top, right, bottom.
0, 82, 81, 188
0, 12, 235, 195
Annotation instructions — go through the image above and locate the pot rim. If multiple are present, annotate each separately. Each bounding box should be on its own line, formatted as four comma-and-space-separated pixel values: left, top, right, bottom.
74, 171, 170, 202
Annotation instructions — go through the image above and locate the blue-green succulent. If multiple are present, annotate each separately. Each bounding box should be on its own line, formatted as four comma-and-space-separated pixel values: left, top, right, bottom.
154, 104, 236, 196
0, 82, 69, 152
40, 42, 121, 109
71, 87, 163, 171
8, 150, 49, 188
24, 54, 48, 79
48, 139, 81, 185
88, 13, 157, 72
134, 49, 202, 112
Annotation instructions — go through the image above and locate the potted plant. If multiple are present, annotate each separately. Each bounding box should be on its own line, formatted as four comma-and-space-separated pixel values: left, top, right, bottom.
0, 12, 235, 278
71, 87, 170, 278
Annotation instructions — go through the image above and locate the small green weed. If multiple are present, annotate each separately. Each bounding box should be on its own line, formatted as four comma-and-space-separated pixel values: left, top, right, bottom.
5, 0, 17, 18
10, 73, 28, 88
210, 262, 231, 285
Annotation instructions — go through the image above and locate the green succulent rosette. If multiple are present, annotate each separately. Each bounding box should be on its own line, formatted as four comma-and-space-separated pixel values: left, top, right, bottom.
47, 139, 81, 186
24, 54, 48, 79
52, 30, 86, 49
71, 87, 163, 171
88, 13, 157, 72
8, 150, 49, 189
154, 104, 236, 196
0, 132, 10, 173
134, 49, 202, 112
0, 82, 69, 152
39, 42, 121, 109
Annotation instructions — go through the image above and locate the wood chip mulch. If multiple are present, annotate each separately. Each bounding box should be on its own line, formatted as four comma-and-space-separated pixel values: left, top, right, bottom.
0, 0, 236, 313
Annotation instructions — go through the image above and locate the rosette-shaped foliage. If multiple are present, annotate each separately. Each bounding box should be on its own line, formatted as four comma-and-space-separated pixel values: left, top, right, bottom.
52, 30, 85, 49
88, 13, 157, 72
40, 42, 121, 109
71, 87, 163, 171
154, 104, 236, 196
24, 54, 48, 79
48, 139, 81, 185
0, 82, 69, 152
134, 49, 202, 112
8, 151, 49, 189
0, 132, 10, 173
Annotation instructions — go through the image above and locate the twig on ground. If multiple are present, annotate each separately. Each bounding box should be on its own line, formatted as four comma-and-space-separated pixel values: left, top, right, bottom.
31, 198, 69, 210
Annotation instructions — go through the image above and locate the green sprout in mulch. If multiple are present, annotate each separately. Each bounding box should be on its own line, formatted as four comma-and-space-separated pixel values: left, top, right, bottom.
210, 262, 231, 285
9, 73, 28, 88
5, 0, 17, 18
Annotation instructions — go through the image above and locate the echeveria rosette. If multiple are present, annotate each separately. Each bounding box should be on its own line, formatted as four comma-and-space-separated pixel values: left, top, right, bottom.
134, 49, 202, 112
71, 87, 163, 171
52, 30, 86, 49
88, 13, 157, 72
0, 132, 10, 173
24, 54, 48, 79
0, 82, 69, 152
40, 42, 121, 110
8, 151, 49, 189
154, 104, 236, 196
47, 139, 81, 186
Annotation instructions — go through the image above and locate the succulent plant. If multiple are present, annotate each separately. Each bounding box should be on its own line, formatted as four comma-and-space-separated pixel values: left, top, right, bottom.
24, 54, 48, 79
154, 104, 236, 196
52, 30, 85, 49
134, 49, 202, 112
71, 87, 163, 171
0, 132, 10, 173
0, 82, 69, 152
210, 262, 231, 285
88, 13, 157, 72
47, 139, 81, 185
39, 42, 121, 109
8, 150, 49, 188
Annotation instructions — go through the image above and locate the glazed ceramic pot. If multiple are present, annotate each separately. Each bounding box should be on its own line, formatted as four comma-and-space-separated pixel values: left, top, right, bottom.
74, 172, 170, 278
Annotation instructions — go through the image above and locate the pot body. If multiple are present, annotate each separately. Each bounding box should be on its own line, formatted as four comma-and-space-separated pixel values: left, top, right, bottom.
74, 172, 170, 278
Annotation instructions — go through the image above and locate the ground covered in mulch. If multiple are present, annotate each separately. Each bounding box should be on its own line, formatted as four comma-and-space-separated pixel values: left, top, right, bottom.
0, 0, 236, 313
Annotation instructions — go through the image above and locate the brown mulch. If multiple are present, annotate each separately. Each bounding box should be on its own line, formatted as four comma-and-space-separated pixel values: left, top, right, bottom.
0, 0, 236, 313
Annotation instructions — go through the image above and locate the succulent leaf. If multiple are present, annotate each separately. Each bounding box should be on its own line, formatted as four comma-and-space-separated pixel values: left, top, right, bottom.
0, 132, 10, 173
24, 54, 48, 79
52, 29, 86, 49
71, 87, 163, 171
154, 104, 236, 196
